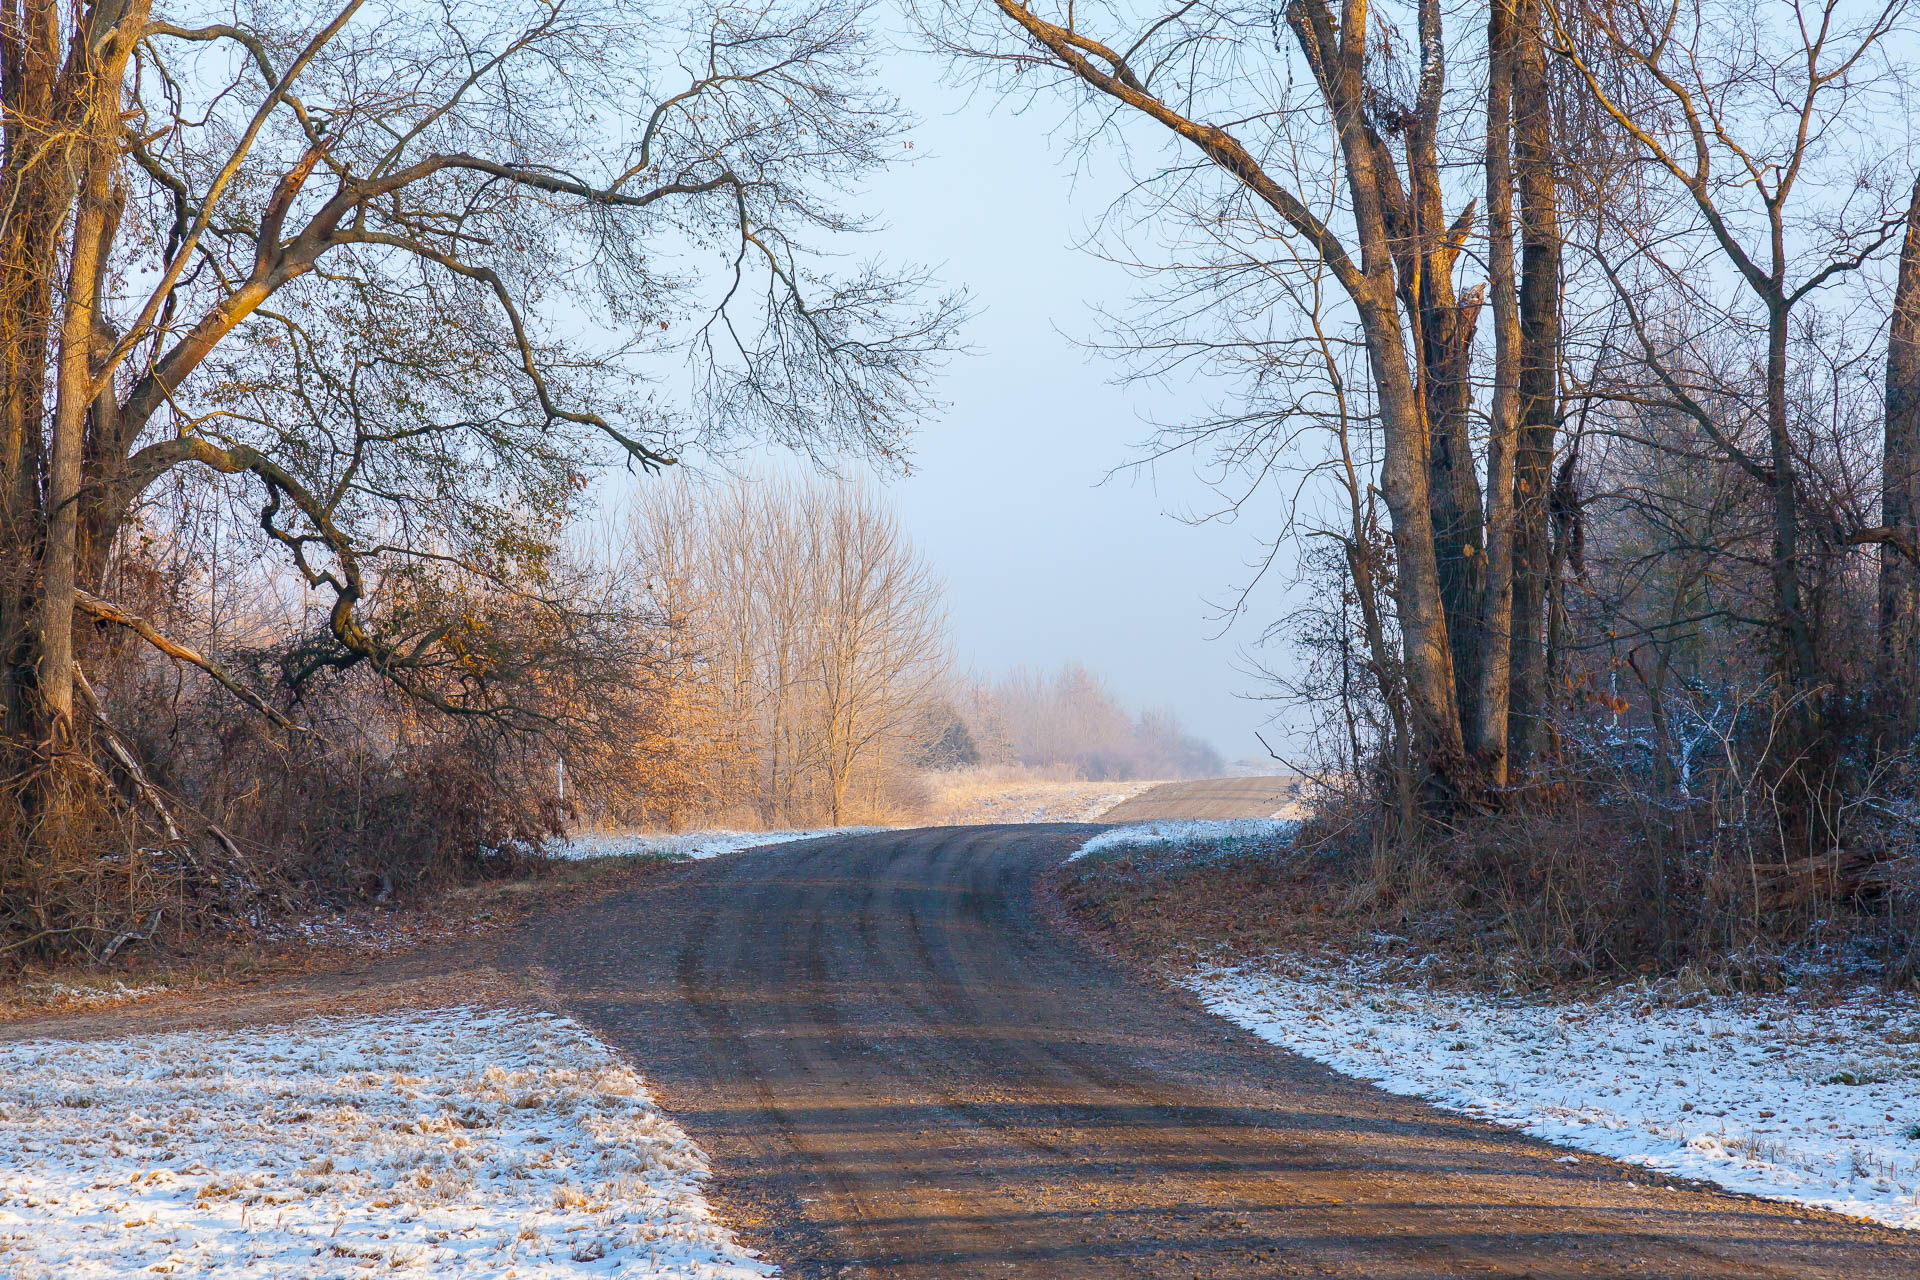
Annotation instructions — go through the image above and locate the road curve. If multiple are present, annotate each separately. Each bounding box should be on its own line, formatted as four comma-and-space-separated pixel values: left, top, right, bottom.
519, 825, 1920, 1278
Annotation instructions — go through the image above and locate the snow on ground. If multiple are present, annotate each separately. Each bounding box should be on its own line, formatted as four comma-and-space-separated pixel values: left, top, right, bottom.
0, 1006, 773, 1279
554, 827, 881, 861
1193, 961, 1920, 1229
1070, 818, 1299, 861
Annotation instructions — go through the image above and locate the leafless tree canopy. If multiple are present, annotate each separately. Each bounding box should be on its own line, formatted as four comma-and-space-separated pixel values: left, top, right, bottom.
0, 0, 963, 954
957, 663, 1223, 780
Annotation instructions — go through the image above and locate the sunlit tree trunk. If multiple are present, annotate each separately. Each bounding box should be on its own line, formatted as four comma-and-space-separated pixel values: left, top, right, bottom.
1397, 98, 1488, 755
3, 0, 148, 769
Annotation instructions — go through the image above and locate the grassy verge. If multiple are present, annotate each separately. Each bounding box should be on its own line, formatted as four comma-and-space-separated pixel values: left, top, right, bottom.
0, 851, 680, 1022
1056, 825, 1917, 996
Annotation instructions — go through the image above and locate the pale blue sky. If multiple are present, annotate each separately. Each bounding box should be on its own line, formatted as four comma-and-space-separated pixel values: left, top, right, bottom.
845, 51, 1302, 760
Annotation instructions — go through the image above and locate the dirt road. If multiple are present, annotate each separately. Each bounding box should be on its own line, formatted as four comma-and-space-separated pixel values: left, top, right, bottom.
1097, 776, 1306, 821
519, 825, 1920, 1279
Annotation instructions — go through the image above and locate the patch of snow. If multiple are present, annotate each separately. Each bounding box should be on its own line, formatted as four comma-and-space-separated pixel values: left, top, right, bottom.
554, 827, 882, 861
1192, 961, 1920, 1230
1069, 818, 1298, 861
0, 1006, 774, 1278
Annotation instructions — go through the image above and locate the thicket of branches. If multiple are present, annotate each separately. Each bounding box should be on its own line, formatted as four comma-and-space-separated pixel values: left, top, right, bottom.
925, 0, 1920, 974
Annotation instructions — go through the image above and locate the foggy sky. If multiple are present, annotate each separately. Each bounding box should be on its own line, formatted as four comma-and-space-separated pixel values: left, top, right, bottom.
853, 52, 1304, 763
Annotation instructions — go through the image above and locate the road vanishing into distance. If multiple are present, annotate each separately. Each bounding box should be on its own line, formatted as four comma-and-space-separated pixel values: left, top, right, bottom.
518, 825, 1920, 1279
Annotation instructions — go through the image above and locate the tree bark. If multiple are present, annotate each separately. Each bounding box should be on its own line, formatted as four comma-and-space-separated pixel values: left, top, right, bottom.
1505, 0, 1562, 771
1292, 0, 1472, 801
36, 165, 112, 747
1880, 176, 1920, 737
1476, 0, 1521, 786
1765, 293, 1816, 702
27, 0, 145, 754
0, 0, 66, 746
1393, 107, 1487, 752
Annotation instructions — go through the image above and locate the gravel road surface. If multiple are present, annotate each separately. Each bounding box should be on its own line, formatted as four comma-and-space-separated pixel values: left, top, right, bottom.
519, 824, 1920, 1279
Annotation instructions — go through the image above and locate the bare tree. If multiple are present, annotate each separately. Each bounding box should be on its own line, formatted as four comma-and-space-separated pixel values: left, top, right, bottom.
0, 0, 961, 853
917, 0, 1510, 803
1551, 0, 1914, 723
626, 474, 949, 826
959, 663, 1222, 780
1504, 0, 1564, 767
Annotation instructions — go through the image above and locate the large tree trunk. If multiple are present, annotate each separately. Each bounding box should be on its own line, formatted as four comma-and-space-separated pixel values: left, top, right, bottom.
989, 0, 1481, 803
1336, 164, 1471, 799
27, 0, 147, 756
1395, 114, 1488, 753
1425, 293, 1487, 745
35, 169, 109, 749
1764, 294, 1816, 702
1505, 0, 1562, 772
1475, 0, 1522, 786
0, 0, 68, 752
1879, 177, 1920, 737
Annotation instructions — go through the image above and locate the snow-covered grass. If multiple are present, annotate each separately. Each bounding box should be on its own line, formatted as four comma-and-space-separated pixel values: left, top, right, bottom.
0, 1006, 773, 1278
1069, 818, 1298, 861
1194, 961, 1920, 1229
554, 827, 881, 861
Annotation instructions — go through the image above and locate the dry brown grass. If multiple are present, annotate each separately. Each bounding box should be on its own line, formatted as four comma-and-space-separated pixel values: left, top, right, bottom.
0, 851, 672, 1027
921, 766, 1165, 824
1057, 785, 1920, 993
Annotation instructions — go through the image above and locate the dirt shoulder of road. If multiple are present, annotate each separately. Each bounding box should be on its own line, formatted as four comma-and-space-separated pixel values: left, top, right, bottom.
0, 853, 672, 1042
1054, 836, 1357, 972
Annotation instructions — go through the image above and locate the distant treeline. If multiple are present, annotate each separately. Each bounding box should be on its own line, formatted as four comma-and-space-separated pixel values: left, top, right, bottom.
951, 665, 1221, 782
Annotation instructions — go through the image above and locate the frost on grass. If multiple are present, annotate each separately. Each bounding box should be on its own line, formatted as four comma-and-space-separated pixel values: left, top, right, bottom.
1069, 818, 1298, 861
554, 828, 882, 861
1194, 962, 1920, 1229
7, 979, 168, 1012
0, 1007, 774, 1278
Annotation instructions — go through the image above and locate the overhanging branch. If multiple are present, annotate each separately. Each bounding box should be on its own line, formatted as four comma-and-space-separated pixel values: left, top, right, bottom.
73, 588, 314, 736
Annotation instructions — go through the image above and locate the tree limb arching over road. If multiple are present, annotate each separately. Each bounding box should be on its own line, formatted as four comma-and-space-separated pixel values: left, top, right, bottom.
521, 827, 1920, 1278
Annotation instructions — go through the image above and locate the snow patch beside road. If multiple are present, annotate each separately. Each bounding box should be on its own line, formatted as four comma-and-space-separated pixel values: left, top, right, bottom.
1193, 962, 1920, 1229
556, 827, 880, 861
1070, 818, 1298, 861
0, 1006, 773, 1278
